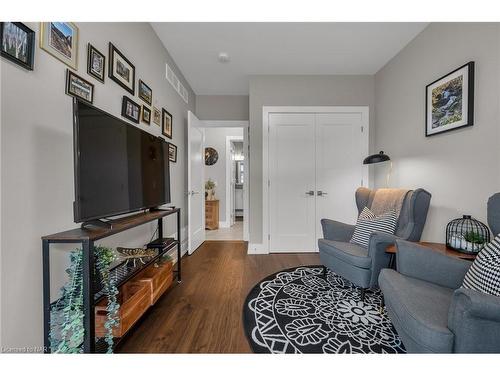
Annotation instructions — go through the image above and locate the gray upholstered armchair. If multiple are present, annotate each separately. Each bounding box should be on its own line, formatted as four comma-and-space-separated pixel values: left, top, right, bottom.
379, 193, 500, 353
318, 187, 431, 300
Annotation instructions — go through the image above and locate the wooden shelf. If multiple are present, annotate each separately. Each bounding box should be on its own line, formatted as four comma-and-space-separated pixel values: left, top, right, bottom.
42, 209, 180, 242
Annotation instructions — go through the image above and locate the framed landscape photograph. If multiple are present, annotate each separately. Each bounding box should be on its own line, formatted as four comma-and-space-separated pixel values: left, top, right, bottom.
162, 108, 172, 139
1, 22, 35, 70
121, 96, 140, 124
153, 107, 161, 126
87, 43, 105, 83
65, 69, 94, 104
40, 22, 79, 69
138, 79, 152, 105
168, 143, 177, 163
109, 42, 135, 94
426, 62, 474, 137
141, 106, 151, 125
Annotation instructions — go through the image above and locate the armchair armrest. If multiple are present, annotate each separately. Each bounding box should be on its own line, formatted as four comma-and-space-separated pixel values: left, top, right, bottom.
396, 240, 471, 289
367, 232, 400, 287
448, 288, 500, 353
320, 219, 355, 242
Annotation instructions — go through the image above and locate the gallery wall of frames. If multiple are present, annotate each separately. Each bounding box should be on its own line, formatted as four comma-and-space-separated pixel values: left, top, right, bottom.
0, 21, 177, 162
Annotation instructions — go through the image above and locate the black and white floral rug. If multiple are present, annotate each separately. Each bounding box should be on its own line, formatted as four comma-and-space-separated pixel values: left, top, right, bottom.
243, 265, 405, 354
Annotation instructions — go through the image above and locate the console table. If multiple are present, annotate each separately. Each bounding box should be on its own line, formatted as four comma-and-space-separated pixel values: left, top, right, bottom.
41, 208, 181, 353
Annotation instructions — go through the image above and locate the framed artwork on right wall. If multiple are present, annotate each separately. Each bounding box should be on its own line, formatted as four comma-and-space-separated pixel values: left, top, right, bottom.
425, 61, 474, 137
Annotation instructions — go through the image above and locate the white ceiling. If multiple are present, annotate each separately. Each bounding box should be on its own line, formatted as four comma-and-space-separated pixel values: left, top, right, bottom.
152, 23, 428, 95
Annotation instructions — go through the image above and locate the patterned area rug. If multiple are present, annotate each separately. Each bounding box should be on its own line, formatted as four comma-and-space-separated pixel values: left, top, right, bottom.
243, 265, 405, 354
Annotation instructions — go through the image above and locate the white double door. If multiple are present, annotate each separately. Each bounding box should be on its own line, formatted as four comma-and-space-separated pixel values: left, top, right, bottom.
269, 110, 368, 252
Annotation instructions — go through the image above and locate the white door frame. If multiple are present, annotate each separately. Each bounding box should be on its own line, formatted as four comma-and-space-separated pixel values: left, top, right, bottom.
225, 135, 244, 229
262, 106, 370, 254
201, 120, 250, 242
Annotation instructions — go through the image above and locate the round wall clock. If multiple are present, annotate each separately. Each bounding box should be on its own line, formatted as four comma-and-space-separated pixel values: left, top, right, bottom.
205, 147, 219, 166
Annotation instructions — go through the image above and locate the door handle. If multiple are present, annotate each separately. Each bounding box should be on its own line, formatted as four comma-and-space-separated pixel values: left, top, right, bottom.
188, 190, 200, 195
317, 191, 328, 196
305, 190, 315, 196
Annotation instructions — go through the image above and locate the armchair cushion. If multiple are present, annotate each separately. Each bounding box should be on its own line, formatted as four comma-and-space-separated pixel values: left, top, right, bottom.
350, 207, 397, 248
379, 268, 455, 353
462, 234, 500, 297
318, 239, 371, 269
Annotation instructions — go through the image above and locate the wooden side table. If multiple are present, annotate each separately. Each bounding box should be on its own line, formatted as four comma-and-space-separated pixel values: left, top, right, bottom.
205, 199, 219, 230
385, 241, 477, 269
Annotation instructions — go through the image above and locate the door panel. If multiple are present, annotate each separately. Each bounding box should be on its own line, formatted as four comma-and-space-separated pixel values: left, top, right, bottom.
187, 111, 205, 254
269, 113, 316, 252
315, 113, 364, 242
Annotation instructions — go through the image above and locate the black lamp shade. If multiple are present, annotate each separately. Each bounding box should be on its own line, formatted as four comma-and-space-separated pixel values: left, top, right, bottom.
363, 151, 390, 165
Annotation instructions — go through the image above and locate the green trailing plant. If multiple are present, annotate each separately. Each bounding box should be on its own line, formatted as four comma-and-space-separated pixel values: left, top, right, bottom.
50, 246, 120, 353
205, 178, 216, 191
464, 231, 486, 244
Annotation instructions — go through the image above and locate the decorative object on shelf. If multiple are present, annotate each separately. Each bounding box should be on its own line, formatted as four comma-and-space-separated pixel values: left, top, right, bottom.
168, 143, 177, 163
162, 108, 172, 138
446, 215, 490, 254
205, 178, 216, 200
65, 69, 94, 104
0, 22, 35, 70
116, 247, 158, 267
108, 42, 135, 94
204, 147, 219, 166
426, 62, 474, 137
49, 246, 119, 353
153, 106, 161, 126
121, 96, 140, 123
40, 22, 79, 70
87, 43, 105, 83
141, 106, 151, 125
138, 79, 152, 105
363, 151, 392, 187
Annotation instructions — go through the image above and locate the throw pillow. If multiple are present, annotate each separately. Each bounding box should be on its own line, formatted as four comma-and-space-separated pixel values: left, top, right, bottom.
350, 207, 397, 248
462, 234, 500, 296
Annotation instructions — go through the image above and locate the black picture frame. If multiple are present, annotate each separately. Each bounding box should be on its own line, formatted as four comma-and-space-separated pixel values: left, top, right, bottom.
141, 106, 151, 125
0, 22, 35, 70
425, 61, 474, 137
121, 96, 140, 124
138, 79, 152, 105
109, 42, 135, 94
87, 43, 105, 83
162, 108, 173, 139
168, 143, 177, 163
65, 69, 94, 104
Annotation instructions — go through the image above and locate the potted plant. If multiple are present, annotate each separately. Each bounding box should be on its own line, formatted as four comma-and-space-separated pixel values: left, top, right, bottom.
205, 178, 216, 200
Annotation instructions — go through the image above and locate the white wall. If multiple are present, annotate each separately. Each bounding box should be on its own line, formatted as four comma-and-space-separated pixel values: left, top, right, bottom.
0, 22, 195, 349
248, 75, 375, 244
196, 95, 249, 121
204, 127, 244, 224
374, 23, 500, 241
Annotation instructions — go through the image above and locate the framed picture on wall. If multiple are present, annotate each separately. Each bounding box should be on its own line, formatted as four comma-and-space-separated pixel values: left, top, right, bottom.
0, 22, 35, 70
425, 62, 474, 137
141, 106, 151, 125
40, 22, 79, 70
162, 108, 172, 139
121, 96, 140, 123
138, 79, 152, 105
153, 107, 161, 126
65, 69, 94, 104
168, 143, 177, 163
87, 43, 105, 83
109, 42, 135, 94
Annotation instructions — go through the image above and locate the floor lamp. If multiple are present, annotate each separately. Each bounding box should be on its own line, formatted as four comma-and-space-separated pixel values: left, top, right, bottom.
363, 151, 392, 188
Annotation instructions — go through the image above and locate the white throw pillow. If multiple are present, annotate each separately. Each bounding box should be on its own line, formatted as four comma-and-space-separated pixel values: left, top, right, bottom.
350, 207, 397, 248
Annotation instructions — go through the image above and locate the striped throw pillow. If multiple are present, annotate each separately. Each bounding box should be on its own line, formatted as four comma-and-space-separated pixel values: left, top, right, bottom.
462, 234, 500, 296
350, 207, 397, 248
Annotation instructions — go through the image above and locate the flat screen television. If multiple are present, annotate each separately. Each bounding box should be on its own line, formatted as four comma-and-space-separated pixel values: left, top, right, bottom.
73, 99, 170, 224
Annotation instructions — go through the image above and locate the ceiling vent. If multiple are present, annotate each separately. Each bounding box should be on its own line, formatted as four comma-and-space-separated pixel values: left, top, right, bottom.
166, 63, 189, 104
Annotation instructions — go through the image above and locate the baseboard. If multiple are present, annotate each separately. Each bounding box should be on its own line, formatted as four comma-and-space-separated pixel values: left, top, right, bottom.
248, 243, 268, 255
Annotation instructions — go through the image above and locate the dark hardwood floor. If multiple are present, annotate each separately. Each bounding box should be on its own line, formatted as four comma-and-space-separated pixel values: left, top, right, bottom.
117, 241, 320, 353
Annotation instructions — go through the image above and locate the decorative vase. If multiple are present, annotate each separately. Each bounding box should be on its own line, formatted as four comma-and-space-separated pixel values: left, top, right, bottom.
207, 189, 215, 200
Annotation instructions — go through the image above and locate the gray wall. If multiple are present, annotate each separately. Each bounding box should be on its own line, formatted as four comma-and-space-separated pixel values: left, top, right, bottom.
196, 95, 249, 120
248, 75, 375, 244
0, 22, 195, 348
374, 23, 500, 241
204, 127, 244, 223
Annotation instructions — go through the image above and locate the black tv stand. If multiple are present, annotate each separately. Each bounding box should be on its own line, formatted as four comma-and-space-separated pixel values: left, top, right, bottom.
81, 219, 113, 229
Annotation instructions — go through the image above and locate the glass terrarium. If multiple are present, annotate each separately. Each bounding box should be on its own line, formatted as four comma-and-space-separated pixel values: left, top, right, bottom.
446, 215, 490, 254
